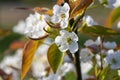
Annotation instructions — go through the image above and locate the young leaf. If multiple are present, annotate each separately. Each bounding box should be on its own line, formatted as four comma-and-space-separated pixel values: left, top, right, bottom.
9, 41, 25, 50
34, 7, 53, 16
21, 40, 43, 80
47, 44, 65, 73
0, 29, 10, 38
81, 25, 120, 36
70, 0, 93, 18
106, 7, 120, 27
64, 71, 77, 80
57, 0, 64, 5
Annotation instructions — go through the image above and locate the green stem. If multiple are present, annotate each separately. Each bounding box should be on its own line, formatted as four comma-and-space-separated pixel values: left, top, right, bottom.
100, 36, 104, 70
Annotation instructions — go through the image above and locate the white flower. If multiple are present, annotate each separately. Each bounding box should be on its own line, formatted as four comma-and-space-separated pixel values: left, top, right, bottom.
32, 44, 49, 77
44, 74, 61, 80
98, 0, 120, 8
96, 54, 108, 68
51, 3, 70, 29
80, 48, 94, 62
118, 70, 120, 76
55, 30, 78, 54
13, 20, 26, 34
83, 15, 98, 26
84, 36, 101, 46
81, 62, 93, 80
103, 41, 117, 49
0, 49, 22, 74
107, 49, 114, 54
106, 50, 120, 69
25, 12, 49, 39
57, 63, 75, 76
117, 21, 120, 28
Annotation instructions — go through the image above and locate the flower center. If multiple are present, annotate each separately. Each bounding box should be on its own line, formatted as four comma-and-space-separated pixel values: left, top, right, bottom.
112, 58, 117, 64
67, 37, 72, 44
40, 15, 43, 21
61, 13, 66, 19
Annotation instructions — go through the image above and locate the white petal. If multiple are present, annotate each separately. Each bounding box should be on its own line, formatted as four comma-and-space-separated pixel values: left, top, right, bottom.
53, 4, 61, 14
55, 36, 63, 46
95, 36, 101, 45
83, 15, 97, 26
60, 20, 68, 29
84, 39, 95, 46
69, 42, 78, 54
62, 3, 70, 12
117, 21, 120, 28
51, 15, 61, 23
60, 30, 68, 36
71, 32, 78, 41
103, 42, 117, 49
59, 43, 69, 52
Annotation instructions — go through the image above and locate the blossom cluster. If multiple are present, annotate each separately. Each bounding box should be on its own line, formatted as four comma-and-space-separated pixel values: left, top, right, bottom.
0, 0, 120, 80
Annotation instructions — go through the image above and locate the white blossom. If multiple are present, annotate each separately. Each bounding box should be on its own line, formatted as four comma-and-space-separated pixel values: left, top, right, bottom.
103, 41, 117, 49
25, 12, 49, 39
51, 3, 70, 29
32, 44, 49, 77
117, 21, 120, 28
55, 30, 78, 54
41, 62, 75, 80
106, 50, 120, 69
80, 48, 94, 62
84, 36, 101, 47
13, 20, 26, 34
96, 54, 108, 68
98, 0, 120, 8
57, 63, 75, 76
118, 70, 120, 76
81, 62, 93, 80
0, 49, 22, 74
0, 49, 22, 80
83, 15, 98, 26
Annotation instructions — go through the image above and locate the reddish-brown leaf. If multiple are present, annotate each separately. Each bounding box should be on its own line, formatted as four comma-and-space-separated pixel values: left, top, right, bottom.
57, 0, 64, 5
0, 29, 10, 38
34, 7, 53, 16
7, 74, 13, 80
105, 7, 120, 27
70, 0, 93, 18
9, 41, 25, 50
21, 40, 40, 80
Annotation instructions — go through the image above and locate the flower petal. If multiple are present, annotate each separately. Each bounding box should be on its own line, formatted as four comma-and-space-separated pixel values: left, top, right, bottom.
69, 42, 78, 54
53, 4, 61, 14
62, 3, 70, 12
51, 15, 61, 23
60, 20, 68, 29
59, 43, 69, 52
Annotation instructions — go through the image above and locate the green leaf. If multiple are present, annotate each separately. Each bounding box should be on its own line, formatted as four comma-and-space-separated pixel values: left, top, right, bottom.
47, 44, 65, 73
106, 7, 120, 27
0, 33, 22, 61
0, 33, 22, 53
64, 71, 77, 80
81, 25, 120, 36
102, 67, 120, 80
21, 40, 43, 80
0, 29, 10, 38
78, 33, 92, 47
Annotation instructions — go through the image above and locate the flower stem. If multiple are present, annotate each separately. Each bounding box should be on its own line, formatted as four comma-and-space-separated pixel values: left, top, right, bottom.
74, 50, 82, 80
